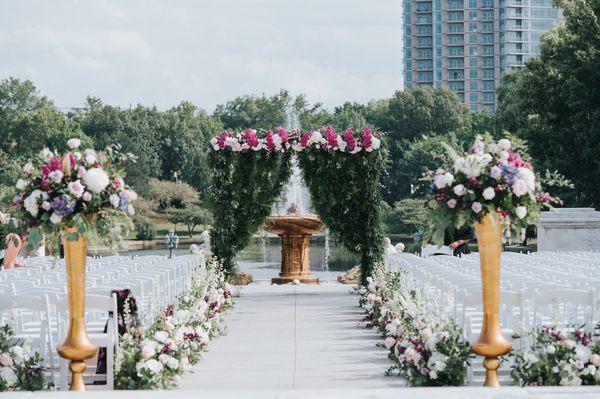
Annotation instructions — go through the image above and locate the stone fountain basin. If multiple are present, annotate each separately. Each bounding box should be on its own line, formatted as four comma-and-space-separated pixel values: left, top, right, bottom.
264, 215, 325, 235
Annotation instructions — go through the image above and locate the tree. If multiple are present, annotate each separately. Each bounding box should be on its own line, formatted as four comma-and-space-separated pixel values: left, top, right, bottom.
166, 205, 212, 237
385, 199, 429, 235
213, 90, 293, 130
495, 0, 600, 206
146, 179, 200, 210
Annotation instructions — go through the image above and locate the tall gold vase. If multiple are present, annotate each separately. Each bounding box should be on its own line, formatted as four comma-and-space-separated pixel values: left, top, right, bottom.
471, 212, 512, 387
57, 227, 98, 391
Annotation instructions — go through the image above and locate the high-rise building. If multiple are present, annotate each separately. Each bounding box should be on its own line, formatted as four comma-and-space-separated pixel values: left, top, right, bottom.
403, 0, 562, 111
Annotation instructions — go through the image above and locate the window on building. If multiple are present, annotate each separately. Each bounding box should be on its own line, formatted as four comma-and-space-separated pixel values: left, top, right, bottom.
469, 11, 477, 20
483, 57, 494, 67
483, 69, 494, 78
448, 59, 464, 68
448, 46, 464, 56
483, 45, 494, 55
448, 34, 464, 45
469, 34, 478, 44
448, 0, 463, 9
469, 70, 479, 78
470, 93, 478, 102
417, 48, 433, 58
448, 23, 464, 33
448, 11, 463, 21
450, 70, 465, 80
417, 25, 433, 35
470, 81, 479, 90
483, 22, 494, 32
469, 0, 477, 7
469, 57, 478, 66
417, 60, 433, 69
469, 23, 478, 32
483, 93, 495, 103
483, 80, 495, 90
482, 0, 493, 8
416, 1, 433, 12
483, 34, 494, 44
482, 10, 494, 20
469, 46, 478, 55
418, 71, 433, 82
417, 15, 432, 24
449, 82, 464, 91
417, 37, 433, 46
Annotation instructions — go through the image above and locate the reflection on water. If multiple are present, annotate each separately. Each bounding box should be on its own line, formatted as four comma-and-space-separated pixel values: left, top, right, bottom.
237, 235, 357, 272
120, 234, 357, 283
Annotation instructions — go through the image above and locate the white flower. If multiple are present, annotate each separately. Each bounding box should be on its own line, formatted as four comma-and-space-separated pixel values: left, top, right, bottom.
516, 206, 527, 219
50, 213, 63, 224
82, 192, 92, 202
41, 201, 51, 211
166, 357, 179, 370
0, 354, 13, 367
154, 331, 169, 344
67, 138, 81, 149
546, 345, 556, 355
434, 170, 454, 189
384, 337, 396, 349
517, 167, 536, 192
512, 179, 528, 197
141, 342, 156, 359
590, 354, 600, 366
482, 187, 495, 200
158, 354, 170, 364
371, 136, 381, 150
563, 339, 576, 349
141, 359, 163, 374
22, 162, 34, 174
471, 202, 483, 213
453, 184, 466, 196
68, 180, 85, 198
491, 166, 503, 179
427, 351, 448, 373
524, 352, 539, 363
421, 328, 433, 341
123, 189, 138, 202
447, 199, 457, 208
498, 138, 511, 151
24, 192, 42, 217
48, 170, 64, 183
15, 179, 27, 190
575, 345, 591, 363
109, 194, 120, 208
0, 367, 17, 386
127, 204, 135, 216
38, 148, 53, 162
84, 168, 110, 193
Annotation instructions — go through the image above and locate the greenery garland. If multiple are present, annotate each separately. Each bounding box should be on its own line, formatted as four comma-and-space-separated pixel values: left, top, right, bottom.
297, 148, 385, 285
208, 149, 292, 276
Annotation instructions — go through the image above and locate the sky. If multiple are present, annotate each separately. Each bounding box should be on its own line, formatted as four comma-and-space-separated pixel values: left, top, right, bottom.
0, 0, 404, 112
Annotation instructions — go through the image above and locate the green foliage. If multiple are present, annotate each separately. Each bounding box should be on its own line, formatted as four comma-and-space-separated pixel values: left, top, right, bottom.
213, 90, 292, 130
166, 205, 212, 237
495, 0, 600, 206
146, 179, 200, 210
298, 148, 386, 285
208, 150, 292, 276
385, 199, 428, 235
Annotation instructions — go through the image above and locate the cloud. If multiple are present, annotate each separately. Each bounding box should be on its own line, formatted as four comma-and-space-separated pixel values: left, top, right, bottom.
0, 0, 403, 112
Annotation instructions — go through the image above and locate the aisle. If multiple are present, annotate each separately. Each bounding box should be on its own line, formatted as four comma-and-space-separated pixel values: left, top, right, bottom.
178, 283, 401, 390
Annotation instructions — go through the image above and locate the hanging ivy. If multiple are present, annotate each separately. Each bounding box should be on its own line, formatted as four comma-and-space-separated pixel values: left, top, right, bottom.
207, 127, 385, 284
208, 149, 292, 276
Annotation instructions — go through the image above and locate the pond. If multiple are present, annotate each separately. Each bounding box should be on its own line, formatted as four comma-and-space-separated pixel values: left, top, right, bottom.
121, 234, 359, 282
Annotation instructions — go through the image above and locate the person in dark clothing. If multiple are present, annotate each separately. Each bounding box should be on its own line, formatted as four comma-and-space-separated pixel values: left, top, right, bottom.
444, 226, 474, 257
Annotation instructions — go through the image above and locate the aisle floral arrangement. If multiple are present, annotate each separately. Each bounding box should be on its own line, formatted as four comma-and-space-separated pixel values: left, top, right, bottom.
209, 126, 381, 153
428, 134, 560, 244
11, 138, 137, 248
510, 324, 600, 386
358, 265, 471, 386
0, 325, 53, 391
115, 256, 233, 390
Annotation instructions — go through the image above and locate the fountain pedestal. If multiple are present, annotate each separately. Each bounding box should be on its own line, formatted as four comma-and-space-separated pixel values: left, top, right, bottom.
264, 215, 325, 285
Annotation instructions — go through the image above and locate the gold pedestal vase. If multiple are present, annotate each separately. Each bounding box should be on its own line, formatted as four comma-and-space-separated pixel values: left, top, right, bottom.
471, 212, 512, 387
57, 227, 98, 391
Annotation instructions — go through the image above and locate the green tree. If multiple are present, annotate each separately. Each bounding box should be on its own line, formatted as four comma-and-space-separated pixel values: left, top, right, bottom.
495, 0, 600, 206
385, 199, 429, 235
166, 205, 212, 237
146, 179, 200, 210
213, 90, 292, 130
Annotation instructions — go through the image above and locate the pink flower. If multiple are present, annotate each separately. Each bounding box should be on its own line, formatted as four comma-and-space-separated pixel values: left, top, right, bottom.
276, 126, 289, 143
343, 128, 357, 151
512, 179, 528, 197
447, 199, 457, 208
265, 130, 276, 150
471, 202, 483, 213
300, 131, 312, 148
361, 127, 373, 149
82, 192, 92, 202
218, 132, 233, 149
491, 166, 503, 179
0, 353, 13, 367
68, 180, 85, 198
325, 126, 338, 148
244, 129, 259, 149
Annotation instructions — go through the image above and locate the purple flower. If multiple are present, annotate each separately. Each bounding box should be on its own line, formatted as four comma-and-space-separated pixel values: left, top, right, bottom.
51, 196, 76, 216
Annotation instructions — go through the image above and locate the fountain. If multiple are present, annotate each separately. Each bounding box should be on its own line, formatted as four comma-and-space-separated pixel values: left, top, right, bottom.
263, 105, 325, 284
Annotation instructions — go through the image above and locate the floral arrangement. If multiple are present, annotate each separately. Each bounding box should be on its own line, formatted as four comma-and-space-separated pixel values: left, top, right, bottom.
510, 324, 600, 386
358, 265, 471, 386
115, 256, 233, 390
209, 126, 381, 153
11, 138, 137, 249
0, 325, 53, 391
428, 134, 560, 244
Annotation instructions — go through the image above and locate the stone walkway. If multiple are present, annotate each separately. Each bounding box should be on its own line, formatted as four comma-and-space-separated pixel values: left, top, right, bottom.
178, 283, 402, 390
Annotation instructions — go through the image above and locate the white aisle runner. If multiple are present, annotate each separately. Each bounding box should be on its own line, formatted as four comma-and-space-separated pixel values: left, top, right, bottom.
178, 283, 401, 390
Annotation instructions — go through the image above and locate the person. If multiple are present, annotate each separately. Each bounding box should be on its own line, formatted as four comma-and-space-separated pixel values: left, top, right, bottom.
2, 233, 23, 269
445, 226, 474, 257
383, 237, 398, 255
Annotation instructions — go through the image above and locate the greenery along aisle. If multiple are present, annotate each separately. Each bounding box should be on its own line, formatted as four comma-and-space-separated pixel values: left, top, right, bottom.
207, 126, 385, 283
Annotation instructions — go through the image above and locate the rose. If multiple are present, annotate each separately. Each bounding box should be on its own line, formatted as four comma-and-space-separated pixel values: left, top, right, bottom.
82, 192, 92, 202
22, 162, 34, 174
141, 343, 156, 359
41, 201, 51, 211
166, 357, 179, 370
109, 194, 120, 208
84, 168, 110, 193
15, 179, 27, 191
50, 213, 63, 224
517, 167, 536, 191
471, 202, 483, 213
68, 180, 85, 198
48, 170, 64, 183
482, 187, 495, 200
447, 199, 457, 209
546, 345, 556, 355
67, 138, 81, 149
154, 331, 169, 344
158, 354, 169, 364
516, 206, 527, 219
512, 179, 528, 197
590, 354, 600, 366
562, 339, 576, 349
498, 138, 511, 151
0, 367, 17, 386
141, 359, 163, 374
0, 354, 13, 367
38, 148, 53, 162
384, 337, 396, 349
491, 166, 503, 179
453, 184, 466, 196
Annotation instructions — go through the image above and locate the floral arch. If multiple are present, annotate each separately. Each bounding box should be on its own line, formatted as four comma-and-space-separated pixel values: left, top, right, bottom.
207, 126, 386, 285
